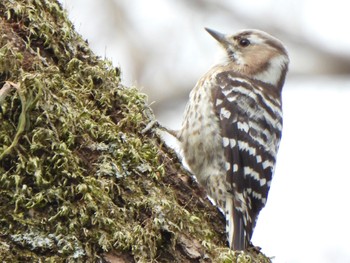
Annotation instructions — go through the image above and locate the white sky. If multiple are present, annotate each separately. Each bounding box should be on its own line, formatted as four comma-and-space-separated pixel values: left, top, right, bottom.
61, 1, 350, 262
302, 0, 350, 53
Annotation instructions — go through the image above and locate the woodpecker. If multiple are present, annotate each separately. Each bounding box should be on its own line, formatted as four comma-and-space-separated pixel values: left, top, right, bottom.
176, 28, 289, 250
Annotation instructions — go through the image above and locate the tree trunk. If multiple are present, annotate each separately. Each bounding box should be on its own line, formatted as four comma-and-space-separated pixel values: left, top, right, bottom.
0, 1, 271, 262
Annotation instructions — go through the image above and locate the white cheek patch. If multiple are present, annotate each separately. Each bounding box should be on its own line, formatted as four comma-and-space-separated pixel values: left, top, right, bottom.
253, 55, 288, 86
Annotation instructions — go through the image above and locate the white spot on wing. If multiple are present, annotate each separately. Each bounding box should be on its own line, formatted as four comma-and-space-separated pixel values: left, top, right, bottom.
220, 107, 231, 119
216, 98, 223, 106
262, 160, 274, 169
225, 162, 231, 171
237, 121, 249, 133
244, 166, 267, 186
259, 178, 267, 186
222, 88, 235, 97
223, 137, 229, 147
238, 140, 256, 156
230, 139, 236, 147
226, 95, 237, 102
246, 187, 266, 203
256, 155, 262, 163
244, 167, 259, 180
233, 164, 238, 172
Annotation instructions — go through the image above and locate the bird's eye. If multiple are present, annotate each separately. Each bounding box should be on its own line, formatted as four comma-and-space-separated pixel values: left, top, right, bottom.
239, 38, 250, 47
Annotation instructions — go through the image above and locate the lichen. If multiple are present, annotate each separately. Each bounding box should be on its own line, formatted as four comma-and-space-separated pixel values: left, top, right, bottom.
0, 1, 272, 262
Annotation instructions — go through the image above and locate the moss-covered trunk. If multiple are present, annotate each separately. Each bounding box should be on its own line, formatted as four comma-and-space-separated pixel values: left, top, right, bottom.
0, 1, 271, 262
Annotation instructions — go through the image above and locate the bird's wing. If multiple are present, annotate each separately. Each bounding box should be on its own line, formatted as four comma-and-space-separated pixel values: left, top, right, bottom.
211, 72, 282, 249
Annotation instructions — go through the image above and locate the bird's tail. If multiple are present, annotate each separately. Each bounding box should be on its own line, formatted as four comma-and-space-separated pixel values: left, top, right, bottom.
225, 197, 248, 251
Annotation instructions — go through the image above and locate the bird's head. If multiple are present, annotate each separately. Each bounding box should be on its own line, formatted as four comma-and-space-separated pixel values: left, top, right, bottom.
205, 28, 289, 89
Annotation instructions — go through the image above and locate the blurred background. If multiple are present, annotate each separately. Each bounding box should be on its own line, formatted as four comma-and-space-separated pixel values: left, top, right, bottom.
59, 1, 350, 262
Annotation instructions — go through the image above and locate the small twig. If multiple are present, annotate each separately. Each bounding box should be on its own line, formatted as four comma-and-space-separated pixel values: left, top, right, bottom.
141, 120, 158, 134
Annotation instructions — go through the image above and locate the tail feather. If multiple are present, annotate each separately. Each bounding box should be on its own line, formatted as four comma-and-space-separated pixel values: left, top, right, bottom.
233, 209, 245, 250
225, 198, 235, 249
225, 197, 248, 251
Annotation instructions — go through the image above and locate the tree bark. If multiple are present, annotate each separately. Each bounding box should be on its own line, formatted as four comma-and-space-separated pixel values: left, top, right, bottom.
0, 1, 271, 262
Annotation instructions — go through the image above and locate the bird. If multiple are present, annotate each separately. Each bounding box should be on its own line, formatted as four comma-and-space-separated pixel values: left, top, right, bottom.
175, 28, 289, 250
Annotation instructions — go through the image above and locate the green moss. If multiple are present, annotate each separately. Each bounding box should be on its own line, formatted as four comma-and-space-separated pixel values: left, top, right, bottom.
0, 1, 272, 262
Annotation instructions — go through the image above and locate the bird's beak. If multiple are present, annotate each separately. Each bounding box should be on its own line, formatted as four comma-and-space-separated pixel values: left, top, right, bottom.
205, 28, 229, 47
